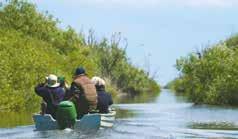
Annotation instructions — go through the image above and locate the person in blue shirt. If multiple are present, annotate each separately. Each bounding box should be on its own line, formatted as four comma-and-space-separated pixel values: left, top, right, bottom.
91, 76, 113, 113
35, 74, 65, 118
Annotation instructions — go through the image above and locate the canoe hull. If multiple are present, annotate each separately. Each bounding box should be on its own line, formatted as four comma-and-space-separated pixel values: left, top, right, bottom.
33, 111, 116, 131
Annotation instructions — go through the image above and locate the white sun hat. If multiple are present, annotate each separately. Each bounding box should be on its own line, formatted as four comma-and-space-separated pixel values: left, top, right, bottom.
91, 76, 105, 86
47, 74, 60, 88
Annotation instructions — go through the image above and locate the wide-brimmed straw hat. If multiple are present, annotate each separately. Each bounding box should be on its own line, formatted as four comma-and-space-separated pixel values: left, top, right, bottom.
47, 74, 60, 88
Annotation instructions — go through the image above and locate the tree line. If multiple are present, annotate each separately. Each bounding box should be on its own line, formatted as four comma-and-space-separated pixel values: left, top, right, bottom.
0, 0, 160, 111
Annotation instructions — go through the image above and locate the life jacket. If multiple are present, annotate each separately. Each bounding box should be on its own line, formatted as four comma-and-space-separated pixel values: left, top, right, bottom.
73, 75, 97, 111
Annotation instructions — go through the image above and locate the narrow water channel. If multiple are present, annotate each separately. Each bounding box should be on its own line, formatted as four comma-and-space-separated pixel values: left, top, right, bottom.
0, 89, 238, 138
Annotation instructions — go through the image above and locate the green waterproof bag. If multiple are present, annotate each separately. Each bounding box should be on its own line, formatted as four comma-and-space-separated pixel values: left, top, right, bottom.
56, 101, 77, 129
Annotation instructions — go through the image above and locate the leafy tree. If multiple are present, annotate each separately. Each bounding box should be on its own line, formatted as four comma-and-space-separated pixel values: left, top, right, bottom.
0, 1, 160, 111
173, 43, 238, 105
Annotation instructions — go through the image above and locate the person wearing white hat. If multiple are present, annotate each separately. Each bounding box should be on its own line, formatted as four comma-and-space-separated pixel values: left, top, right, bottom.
91, 76, 106, 86
91, 76, 113, 113
35, 74, 65, 118
46, 74, 61, 87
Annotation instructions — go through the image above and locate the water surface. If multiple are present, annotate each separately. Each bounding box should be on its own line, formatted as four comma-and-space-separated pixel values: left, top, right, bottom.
1, 89, 238, 138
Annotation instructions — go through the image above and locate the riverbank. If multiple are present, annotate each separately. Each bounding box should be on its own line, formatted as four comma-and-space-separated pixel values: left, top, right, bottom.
0, 1, 160, 112
169, 37, 238, 106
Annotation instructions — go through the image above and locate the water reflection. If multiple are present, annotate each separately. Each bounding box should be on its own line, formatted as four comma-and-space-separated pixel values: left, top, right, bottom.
115, 108, 137, 119
115, 91, 160, 104
0, 112, 33, 128
1, 90, 238, 138
0, 91, 159, 128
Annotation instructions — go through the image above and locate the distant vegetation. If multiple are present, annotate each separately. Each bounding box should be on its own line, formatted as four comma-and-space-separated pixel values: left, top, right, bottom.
169, 35, 238, 106
0, 1, 160, 111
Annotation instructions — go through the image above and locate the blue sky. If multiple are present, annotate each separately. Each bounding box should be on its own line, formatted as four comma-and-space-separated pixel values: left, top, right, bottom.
31, 0, 238, 85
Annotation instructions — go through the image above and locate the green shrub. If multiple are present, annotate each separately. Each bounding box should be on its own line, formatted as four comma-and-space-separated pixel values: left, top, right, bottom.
0, 0, 160, 111
174, 43, 238, 105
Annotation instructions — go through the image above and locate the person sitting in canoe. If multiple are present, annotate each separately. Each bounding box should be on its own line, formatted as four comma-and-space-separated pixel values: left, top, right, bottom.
58, 76, 70, 93
91, 77, 113, 113
35, 74, 66, 118
68, 67, 98, 119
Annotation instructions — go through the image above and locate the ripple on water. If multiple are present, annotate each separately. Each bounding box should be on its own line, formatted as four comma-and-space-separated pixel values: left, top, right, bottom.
1, 90, 238, 139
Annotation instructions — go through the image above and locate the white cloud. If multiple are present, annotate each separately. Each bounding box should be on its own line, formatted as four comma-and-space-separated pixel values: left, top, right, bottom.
63, 0, 238, 8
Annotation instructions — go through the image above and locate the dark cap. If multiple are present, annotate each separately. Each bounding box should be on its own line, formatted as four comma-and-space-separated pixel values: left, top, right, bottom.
74, 67, 86, 76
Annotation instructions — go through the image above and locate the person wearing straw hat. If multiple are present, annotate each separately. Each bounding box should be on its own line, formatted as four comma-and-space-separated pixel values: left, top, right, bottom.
91, 76, 113, 113
35, 74, 65, 118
